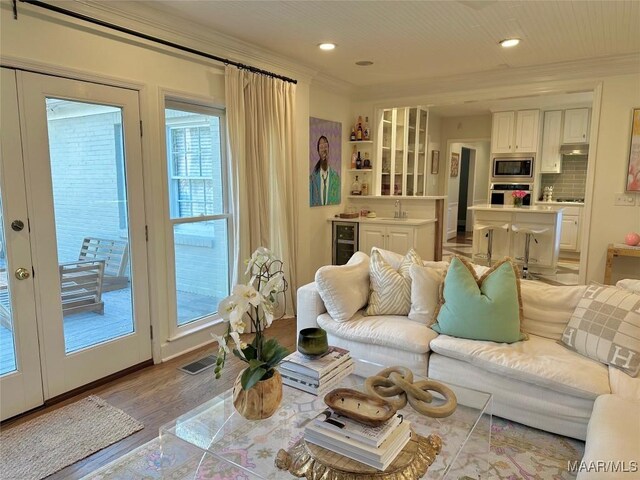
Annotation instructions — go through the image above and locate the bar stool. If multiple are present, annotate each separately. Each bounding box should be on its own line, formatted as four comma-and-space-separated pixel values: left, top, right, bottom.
473, 223, 509, 267
511, 225, 549, 279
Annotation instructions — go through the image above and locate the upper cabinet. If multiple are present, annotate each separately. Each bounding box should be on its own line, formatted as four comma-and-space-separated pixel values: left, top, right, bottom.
540, 111, 563, 174
377, 107, 428, 196
562, 108, 590, 144
491, 109, 540, 154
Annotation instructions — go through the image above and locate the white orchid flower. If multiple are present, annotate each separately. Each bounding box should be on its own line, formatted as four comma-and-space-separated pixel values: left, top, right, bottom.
262, 302, 275, 328
233, 284, 264, 308
218, 295, 249, 324
230, 316, 247, 334
211, 332, 230, 354
260, 272, 284, 301
245, 247, 276, 275
229, 331, 247, 359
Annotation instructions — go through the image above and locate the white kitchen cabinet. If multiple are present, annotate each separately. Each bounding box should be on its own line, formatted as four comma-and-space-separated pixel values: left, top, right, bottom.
540, 111, 563, 173
491, 111, 515, 153
377, 107, 429, 196
559, 206, 582, 251
359, 222, 433, 259
563, 108, 590, 144
491, 110, 540, 154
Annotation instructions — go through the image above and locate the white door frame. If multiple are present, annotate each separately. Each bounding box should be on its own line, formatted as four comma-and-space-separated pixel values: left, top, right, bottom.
17, 71, 151, 399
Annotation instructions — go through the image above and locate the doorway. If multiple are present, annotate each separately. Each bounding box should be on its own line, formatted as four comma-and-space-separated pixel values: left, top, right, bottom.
0, 68, 151, 420
456, 147, 475, 234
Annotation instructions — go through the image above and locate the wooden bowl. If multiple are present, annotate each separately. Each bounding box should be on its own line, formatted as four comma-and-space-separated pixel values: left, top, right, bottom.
324, 388, 397, 426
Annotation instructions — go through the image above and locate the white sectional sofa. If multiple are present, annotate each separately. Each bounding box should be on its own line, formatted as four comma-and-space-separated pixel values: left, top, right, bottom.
297, 252, 640, 477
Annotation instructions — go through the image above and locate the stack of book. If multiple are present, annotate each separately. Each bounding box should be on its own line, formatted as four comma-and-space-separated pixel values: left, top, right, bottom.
279, 347, 354, 396
304, 409, 411, 471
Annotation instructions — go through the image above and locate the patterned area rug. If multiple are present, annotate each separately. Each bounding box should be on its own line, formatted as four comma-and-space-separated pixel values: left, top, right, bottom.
82, 416, 583, 479
1, 395, 143, 480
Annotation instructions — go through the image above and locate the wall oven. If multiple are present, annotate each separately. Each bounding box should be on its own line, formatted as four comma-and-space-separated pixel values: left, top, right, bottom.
490, 183, 533, 206
492, 156, 534, 181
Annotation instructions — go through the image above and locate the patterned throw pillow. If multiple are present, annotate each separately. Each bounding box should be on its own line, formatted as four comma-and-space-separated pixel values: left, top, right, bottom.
560, 284, 640, 377
365, 249, 423, 316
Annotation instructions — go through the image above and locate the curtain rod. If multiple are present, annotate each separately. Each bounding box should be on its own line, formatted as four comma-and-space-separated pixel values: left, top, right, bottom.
16, 0, 298, 84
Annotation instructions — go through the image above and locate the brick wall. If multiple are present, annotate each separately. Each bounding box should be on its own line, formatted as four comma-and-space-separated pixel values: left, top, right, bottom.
540, 156, 588, 200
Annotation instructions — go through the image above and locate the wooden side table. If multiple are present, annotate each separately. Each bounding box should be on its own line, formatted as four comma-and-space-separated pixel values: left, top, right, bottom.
604, 243, 640, 284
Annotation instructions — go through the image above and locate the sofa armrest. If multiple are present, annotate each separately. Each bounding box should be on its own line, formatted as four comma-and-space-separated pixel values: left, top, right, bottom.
296, 282, 326, 336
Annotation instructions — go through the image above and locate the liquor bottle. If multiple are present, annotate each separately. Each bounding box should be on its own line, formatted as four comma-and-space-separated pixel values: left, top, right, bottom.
350, 127, 356, 141
361, 182, 369, 196
363, 152, 371, 169
356, 116, 364, 141
364, 116, 370, 141
351, 145, 357, 169
351, 175, 361, 195
356, 151, 362, 169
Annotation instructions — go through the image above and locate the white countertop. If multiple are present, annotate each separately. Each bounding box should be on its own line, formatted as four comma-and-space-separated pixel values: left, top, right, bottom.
468, 204, 564, 213
328, 216, 436, 226
535, 201, 585, 206
347, 195, 447, 200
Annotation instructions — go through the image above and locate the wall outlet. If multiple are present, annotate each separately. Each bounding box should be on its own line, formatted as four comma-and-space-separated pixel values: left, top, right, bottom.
614, 193, 636, 206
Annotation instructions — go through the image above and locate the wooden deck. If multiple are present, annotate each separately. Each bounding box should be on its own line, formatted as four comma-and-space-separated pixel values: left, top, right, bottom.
0, 288, 222, 376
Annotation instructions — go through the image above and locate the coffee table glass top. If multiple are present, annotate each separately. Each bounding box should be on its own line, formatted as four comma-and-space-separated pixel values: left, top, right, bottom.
159, 359, 492, 479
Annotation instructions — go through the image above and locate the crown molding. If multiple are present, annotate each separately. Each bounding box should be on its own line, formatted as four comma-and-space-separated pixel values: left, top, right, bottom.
356, 53, 640, 103
19, 0, 319, 84
310, 73, 356, 96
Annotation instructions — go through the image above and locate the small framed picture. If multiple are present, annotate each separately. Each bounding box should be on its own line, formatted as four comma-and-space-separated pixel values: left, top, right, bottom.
450, 152, 459, 178
431, 150, 440, 174
627, 107, 640, 192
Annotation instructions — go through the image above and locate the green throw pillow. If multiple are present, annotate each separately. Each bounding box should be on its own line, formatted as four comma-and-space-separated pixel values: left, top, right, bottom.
432, 257, 526, 343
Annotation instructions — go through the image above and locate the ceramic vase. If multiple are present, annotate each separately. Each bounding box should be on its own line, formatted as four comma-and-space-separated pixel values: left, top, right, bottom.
232, 369, 283, 420
513, 198, 523, 207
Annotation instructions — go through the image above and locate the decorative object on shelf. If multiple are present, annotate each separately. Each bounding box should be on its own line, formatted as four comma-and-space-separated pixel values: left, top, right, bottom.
627, 107, 640, 192
310, 117, 341, 207
363, 152, 372, 169
323, 388, 397, 427
297, 327, 329, 357
351, 145, 357, 169
364, 116, 371, 141
356, 115, 364, 141
350, 127, 357, 142
512, 190, 527, 207
351, 175, 362, 195
213, 247, 289, 420
364, 366, 457, 418
275, 432, 442, 479
624, 232, 640, 246
361, 182, 369, 196
431, 150, 439, 174
450, 152, 459, 177
356, 151, 363, 169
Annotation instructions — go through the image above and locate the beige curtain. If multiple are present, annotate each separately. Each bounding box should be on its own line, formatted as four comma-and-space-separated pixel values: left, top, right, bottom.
225, 67, 299, 314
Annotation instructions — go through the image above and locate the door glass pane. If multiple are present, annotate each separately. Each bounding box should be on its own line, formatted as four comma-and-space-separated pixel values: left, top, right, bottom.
0, 196, 17, 375
174, 220, 229, 325
45, 98, 134, 354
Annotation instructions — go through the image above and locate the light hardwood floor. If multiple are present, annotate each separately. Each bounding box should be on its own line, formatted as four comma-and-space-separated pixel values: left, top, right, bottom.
2, 317, 297, 480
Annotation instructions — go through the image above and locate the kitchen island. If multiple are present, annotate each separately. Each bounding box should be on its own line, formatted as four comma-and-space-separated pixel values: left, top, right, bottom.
468, 205, 564, 275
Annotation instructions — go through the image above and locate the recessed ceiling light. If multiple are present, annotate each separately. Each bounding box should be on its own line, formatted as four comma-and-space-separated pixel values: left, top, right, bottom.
499, 38, 520, 48
318, 43, 336, 51
356, 61, 374, 66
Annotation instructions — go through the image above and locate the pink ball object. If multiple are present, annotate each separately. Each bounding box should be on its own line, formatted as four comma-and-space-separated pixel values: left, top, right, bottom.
624, 232, 640, 246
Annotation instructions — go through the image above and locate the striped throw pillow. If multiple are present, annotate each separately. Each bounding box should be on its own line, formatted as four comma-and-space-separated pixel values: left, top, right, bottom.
365, 249, 423, 316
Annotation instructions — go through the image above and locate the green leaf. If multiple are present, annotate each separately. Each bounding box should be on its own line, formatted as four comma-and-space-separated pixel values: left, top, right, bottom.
242, 344, 257, 361
232, 349, 249, 363
266, 344, 289, 368
241, 366, 267, 390
261, 338, 279, 362
248, 359, 267, 370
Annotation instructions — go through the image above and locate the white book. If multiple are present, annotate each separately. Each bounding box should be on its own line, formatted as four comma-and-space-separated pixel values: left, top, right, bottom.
305, 421, 411, 471
312, 410, 403, 447
280, 347, 350, 379
279, 358, 354, 387
282, 362, 354, 396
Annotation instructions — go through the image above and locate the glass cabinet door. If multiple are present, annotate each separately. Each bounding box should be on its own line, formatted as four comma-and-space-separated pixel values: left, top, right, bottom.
381, 109, 392, 195
417, 108, 428, 196
393, 108, 406, 196
407, 108, 417, 196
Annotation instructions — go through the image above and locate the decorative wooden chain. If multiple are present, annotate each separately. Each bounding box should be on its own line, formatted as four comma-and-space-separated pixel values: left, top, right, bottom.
364, 367, 457, 418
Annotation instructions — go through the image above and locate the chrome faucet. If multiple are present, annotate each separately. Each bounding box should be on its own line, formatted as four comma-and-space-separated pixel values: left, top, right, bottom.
394, 199, 402, 218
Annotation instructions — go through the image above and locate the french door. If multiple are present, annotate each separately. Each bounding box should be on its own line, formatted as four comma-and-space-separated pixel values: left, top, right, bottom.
0, 68, 151, 419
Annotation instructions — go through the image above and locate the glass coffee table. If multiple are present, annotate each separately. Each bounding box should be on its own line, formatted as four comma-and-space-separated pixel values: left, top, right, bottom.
159, 359, 492, 479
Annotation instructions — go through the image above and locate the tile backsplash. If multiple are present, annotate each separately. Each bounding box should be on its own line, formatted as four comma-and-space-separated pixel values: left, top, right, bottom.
540, 155, 588, 199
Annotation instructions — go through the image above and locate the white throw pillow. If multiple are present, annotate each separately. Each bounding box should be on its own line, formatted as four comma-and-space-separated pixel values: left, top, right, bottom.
408, 264, 446, 325
617, 279, 640, 294
315, 252, 369, 323
366, 249, 422, 316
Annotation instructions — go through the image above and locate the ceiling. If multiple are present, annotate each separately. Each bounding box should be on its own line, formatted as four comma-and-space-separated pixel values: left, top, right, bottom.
130, 0, 640, 87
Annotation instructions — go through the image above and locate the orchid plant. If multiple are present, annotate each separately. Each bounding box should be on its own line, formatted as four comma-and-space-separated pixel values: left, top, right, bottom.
212, 247, 289, 391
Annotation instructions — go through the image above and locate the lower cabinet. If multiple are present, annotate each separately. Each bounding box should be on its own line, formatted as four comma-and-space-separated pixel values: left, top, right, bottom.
359, 223, 434, 260
559, 206, 582, 252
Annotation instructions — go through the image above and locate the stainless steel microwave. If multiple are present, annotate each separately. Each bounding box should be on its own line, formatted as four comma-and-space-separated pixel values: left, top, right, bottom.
492, 157, 534, 180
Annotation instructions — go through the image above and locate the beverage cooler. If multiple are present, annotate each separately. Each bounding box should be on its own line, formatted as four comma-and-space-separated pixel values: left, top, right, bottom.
332, 221, 359, 265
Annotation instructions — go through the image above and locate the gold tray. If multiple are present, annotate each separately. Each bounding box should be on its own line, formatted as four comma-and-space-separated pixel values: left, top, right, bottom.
275, 430, 442, 479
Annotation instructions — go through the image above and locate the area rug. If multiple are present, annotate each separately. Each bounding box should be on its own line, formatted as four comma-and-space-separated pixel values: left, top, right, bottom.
81, 417, 583, 479
0, 395, 143, 480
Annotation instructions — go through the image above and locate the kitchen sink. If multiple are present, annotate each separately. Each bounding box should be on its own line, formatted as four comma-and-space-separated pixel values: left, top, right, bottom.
375, 217, 409, 221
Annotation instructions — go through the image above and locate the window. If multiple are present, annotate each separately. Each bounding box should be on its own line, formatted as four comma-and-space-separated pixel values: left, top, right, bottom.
165, 101, 231, 329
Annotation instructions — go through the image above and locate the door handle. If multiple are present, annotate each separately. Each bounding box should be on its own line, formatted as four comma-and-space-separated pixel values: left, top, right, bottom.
15, 268, 31, 280
11, 220, 24, 232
